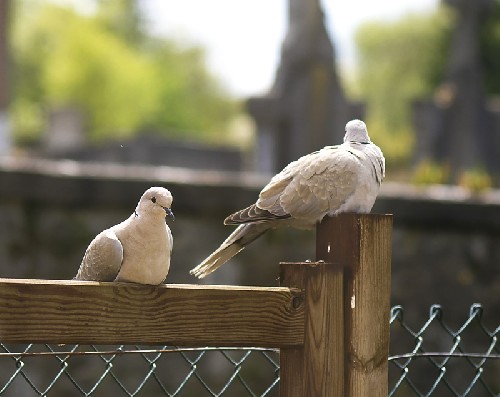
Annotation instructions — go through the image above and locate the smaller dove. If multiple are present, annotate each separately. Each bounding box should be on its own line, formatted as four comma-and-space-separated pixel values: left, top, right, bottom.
190, 119, 385, 279
75, 187, 174, 285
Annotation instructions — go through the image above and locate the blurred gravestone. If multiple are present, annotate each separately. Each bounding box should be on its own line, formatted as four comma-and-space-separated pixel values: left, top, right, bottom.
247, 0, 363, 173
44, 108, 86, 153
413, 0, 500, 176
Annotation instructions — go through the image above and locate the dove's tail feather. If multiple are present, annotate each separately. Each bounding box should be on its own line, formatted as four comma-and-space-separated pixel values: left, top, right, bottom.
190, 223, 271, 278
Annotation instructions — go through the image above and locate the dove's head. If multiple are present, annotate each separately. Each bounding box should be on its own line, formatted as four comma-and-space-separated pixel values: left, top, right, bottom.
137, 187, 174, 220
344, 119, 371, 144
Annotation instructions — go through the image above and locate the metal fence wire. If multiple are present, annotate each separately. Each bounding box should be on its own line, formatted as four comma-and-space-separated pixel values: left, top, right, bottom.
0, 304, 498, 397
388, 304, 499, 397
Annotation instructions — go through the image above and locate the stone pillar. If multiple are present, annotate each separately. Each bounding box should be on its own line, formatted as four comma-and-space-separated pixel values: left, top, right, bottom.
44, 108, 86, 153
247, 0, 363, 174
413, 0, 500, 175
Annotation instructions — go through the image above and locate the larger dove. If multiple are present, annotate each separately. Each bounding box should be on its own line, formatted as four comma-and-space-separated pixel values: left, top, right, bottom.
75, 187, 174, 285
190, 119, 385, 279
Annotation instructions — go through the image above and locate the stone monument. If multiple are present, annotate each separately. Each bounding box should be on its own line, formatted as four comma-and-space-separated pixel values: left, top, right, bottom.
247, 0, 363, 173
413, 0, 500, 177
44, 107, 86, 153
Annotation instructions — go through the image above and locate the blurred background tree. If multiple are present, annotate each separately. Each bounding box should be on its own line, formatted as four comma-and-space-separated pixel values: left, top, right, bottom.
353, 8, 453, 169
96, 0, 146, 46
11, 0, 239, 145
354, 1, 500, 171
9, 0, 500, 170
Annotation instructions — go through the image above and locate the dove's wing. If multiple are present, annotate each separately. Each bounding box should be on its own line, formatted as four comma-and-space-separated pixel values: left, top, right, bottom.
277, 148, 361, 220
75, 230, 124, 281
226, 146, 360, 225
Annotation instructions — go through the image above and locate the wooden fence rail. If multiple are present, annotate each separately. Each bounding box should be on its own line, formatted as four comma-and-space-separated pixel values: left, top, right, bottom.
0, 213, 392, 397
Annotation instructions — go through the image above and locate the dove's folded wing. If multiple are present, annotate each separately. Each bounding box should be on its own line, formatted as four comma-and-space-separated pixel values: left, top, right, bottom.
224, 202, 291, 224
224, 166, 295, 224
280, 149, 360, 221
260, 147, 360, 221
225, 151, 326, 224
225, 147, 361, 225
75, 230, 124, 281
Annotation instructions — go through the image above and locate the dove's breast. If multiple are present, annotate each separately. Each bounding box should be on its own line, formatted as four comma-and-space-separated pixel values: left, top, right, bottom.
333, 145, 384, 215
113, 218, 172, 285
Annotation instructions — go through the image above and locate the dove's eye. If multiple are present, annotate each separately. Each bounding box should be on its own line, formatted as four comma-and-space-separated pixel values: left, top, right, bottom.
151, 197, 157, 203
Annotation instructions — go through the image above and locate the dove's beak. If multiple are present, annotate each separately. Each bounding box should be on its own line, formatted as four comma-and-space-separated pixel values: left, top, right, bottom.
163, 207, 175, 221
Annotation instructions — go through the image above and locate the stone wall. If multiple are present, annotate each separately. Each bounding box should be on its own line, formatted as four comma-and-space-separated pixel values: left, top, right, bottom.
42, 134, 244, 172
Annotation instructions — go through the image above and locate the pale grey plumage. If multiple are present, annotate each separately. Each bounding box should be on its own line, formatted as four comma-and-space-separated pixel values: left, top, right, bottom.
190, 119, 385, 279
75, 187, 174, 285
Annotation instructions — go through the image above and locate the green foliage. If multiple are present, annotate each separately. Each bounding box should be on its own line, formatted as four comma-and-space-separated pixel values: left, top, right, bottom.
355, 2, 500, 169
481, 0, 500, 95
412, 162, 493, 192
458, 168, 493, 194
354, 8, 453, 167
95, 0, 146, 46
11, 1, 238, 144
413, 160, 451, 185
144, 42, 239, 142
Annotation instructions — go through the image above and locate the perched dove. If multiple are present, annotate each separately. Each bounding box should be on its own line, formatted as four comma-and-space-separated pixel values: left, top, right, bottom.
75, 187, 174, 285
190, 119, 385, 279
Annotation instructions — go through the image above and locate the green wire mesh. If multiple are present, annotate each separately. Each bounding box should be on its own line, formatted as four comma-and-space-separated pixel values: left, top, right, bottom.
0, 305, 498, 397
389, 304, 499, 397
0, 346, 279, 396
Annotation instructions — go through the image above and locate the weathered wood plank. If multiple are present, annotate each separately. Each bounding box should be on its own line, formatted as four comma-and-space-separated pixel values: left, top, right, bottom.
317, 213, 392, 397
280, 262, 344, 397
280, 263, 308, 397
0, 279, 304, 347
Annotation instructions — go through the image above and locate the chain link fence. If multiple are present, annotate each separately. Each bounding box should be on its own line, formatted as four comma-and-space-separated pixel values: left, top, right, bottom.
389, 304, 499, 397
0, 345, 279, 396
1, 304, 498, 396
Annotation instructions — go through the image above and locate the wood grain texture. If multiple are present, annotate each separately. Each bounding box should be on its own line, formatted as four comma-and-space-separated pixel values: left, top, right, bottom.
280, 263, 307, 397
317, 213, 393, 397
0, 279, 304, 347
280, 262, 344, 397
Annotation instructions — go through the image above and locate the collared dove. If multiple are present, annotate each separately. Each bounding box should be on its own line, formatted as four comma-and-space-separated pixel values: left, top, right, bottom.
75, 187, 174, 285
190, 119, 385, 279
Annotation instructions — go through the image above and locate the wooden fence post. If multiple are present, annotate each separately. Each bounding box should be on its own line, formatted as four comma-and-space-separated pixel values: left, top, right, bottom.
280, 261, 344, 397
317, 213, 393, 397
280, 213, 392, 397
